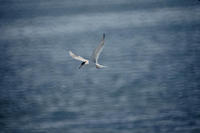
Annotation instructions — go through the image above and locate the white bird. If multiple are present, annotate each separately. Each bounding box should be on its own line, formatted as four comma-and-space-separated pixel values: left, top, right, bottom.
69, 33, 106, 69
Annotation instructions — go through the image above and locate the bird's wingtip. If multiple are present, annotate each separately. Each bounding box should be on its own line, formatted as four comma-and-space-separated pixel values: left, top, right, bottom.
69, 50, 73, 56
103, 33, 105, 39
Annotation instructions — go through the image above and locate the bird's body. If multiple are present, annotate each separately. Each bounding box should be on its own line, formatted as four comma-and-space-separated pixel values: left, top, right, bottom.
69, 33, 106, 69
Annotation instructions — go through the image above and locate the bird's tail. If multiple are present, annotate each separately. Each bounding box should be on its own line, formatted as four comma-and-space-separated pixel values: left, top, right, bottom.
96, 63, 106, 69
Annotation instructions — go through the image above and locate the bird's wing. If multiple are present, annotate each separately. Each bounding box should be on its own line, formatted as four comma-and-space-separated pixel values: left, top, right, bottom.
69, 51, 88, 62
92, 33, 105, 63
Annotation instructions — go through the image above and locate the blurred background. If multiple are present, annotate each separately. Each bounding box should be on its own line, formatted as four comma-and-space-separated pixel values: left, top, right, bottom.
0, 0, 200, 132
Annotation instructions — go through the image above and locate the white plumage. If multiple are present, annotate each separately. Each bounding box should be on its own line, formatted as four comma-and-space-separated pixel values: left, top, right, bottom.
69, 33, 106, 69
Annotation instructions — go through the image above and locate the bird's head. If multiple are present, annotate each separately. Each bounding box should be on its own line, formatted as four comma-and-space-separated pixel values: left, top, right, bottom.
85, 60, 89, 64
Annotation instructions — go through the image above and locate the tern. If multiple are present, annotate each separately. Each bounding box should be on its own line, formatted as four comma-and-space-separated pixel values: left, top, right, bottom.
69, 33, 106, 69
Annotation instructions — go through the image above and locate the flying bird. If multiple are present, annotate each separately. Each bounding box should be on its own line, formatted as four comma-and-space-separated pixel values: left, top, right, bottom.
69, 33, 106, 69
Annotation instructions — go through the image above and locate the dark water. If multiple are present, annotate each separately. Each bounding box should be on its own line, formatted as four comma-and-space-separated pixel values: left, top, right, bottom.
1, 0, 200, 132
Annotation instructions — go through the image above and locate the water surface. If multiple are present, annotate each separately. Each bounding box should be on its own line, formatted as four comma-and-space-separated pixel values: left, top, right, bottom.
1, 0, 200, 132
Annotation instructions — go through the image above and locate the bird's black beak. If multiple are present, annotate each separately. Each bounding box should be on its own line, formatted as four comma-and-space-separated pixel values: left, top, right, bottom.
79, 62, 86, 69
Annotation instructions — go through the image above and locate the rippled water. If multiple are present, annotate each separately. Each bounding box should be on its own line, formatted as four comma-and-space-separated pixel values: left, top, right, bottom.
1, 0, 200, 132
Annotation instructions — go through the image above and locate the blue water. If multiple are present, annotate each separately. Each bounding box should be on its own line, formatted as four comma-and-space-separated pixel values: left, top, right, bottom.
1, 0, 200, 132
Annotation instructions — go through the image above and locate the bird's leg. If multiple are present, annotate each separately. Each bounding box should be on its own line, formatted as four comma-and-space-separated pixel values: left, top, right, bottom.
79, 62, 86, 69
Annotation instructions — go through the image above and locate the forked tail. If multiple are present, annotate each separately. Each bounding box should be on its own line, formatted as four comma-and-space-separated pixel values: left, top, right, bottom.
96, 63, 106, 69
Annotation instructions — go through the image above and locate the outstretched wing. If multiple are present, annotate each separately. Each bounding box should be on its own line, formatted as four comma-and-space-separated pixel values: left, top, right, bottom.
92, 33, 105, 63
69, 51, 88, 62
